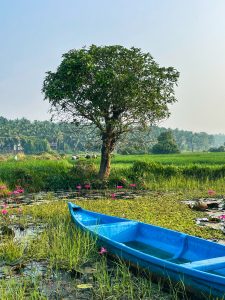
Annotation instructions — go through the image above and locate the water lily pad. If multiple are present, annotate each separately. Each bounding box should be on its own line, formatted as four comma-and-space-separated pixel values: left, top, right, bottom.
77, 283, 93, 289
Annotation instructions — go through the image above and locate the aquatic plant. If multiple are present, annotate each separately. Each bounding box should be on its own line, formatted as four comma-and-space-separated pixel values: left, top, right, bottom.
0, 277, 46, 300
99, 247, 107, 255
0, 183, 10, 198
0, 197, 216, 299
208, 189, 216, 196
116, 185, 123, 189
1, 208, 8, 215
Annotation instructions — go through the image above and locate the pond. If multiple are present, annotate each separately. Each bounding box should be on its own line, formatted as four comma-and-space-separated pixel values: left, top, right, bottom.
0, 191, 177, 299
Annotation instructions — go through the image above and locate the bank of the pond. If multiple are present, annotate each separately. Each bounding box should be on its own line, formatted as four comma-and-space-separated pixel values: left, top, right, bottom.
1, 157, 225, 193
1, 191, 225, 298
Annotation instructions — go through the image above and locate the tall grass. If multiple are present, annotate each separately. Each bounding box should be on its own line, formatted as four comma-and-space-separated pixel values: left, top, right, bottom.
1, 153, 225, 191
111, 152, 225, 167
0, 278, 46, 300
1, 201, 193, 299
22, 202, 98, 269
0, 160, 72, 191
0, 238, 26, 264
94, 257, 169, 300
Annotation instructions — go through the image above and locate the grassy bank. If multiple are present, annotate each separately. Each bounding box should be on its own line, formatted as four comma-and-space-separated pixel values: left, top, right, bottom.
0, 152, 225, 192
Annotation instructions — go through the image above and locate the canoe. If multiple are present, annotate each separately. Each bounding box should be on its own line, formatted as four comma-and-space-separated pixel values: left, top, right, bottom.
68, 202, 225, 298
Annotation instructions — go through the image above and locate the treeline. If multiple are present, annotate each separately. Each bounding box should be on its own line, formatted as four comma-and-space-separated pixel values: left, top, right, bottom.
0, 117, 101, 154
117, 127, 216, 154
0, 116, 224, 154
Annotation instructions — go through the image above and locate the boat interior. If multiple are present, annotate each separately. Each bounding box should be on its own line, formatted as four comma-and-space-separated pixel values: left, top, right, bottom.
73, 207, 225, 276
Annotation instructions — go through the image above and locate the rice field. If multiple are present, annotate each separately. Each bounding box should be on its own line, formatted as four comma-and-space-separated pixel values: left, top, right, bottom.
1, 152, 225, 192
110, 152, 225, 169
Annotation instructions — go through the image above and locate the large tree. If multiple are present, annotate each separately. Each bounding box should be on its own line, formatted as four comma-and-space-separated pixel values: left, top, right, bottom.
42, 45, 179, 179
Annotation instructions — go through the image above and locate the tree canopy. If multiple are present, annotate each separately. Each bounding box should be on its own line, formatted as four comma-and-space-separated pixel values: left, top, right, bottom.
151, 131, 180, 154
0, 116, 218, 155
42, 45, 179, 178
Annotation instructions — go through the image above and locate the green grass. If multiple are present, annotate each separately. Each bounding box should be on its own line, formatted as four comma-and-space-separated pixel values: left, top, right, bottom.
1, 152, 225, 192
110, 152, 225, 168
0, 278, 46, 300
1, 152, 225, 298
2, 198, 196, 299
0, 160, 72, 191
73, 194, 225, 240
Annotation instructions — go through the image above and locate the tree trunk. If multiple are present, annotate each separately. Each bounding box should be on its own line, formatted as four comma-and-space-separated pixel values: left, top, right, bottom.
98, 135, 115, 180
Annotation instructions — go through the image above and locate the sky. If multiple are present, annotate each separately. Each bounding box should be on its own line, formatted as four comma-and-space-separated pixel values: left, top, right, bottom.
0, 0, 225, 134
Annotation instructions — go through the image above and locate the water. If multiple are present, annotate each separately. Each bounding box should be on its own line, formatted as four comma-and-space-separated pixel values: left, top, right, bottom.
124, 241, 191, 264
124, 241, 173, 260
13, 224, 45, 242
170, 257, 190, 264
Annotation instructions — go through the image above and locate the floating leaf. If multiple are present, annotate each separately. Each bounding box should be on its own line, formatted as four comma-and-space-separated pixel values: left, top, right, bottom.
77, 283, 93, 289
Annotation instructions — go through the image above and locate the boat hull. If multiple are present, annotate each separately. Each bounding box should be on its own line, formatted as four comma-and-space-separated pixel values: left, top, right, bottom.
68, 202, 225, 298
96, 238, 225, 298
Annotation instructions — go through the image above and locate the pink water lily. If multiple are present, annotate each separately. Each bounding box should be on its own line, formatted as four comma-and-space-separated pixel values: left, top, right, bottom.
219, 215, 225, 219
116, 185, 123, 189
1, 209, 8, 215
129, 183, 136, 187
15, 186, 24, 193
13, 190, 20, 195
76, 185, 82, 190
99, 247, 107, 255
111, 193, 116, 199
84, 184, 91, 189
208, 189, 216, 196
13, 189, 24, 194
0, 185, 6, 190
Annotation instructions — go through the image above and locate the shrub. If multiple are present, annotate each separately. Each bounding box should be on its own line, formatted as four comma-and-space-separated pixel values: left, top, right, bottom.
0, 160, 72, 192
182, 165, 213, 180
0, 182, 10, 198
131, 161, 178, 179
151, 131, 180, 154
69, 161, 98, 185
209, 146, 225, 152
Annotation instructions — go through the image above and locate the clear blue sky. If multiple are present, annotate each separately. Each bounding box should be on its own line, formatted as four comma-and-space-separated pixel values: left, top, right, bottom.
1, 0, 225, 133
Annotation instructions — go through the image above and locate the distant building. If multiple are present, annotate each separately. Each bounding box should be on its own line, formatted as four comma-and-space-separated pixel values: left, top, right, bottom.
13, 143, 24, 154
50, 142, 58, 150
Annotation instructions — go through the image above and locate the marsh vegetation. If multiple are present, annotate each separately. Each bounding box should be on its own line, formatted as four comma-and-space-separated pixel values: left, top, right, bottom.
1, 152, 225, 298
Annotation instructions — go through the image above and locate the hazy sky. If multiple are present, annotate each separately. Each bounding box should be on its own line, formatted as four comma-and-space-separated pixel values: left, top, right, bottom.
1, 0, 225, 134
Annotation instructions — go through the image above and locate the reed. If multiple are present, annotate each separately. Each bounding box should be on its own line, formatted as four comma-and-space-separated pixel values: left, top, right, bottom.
24, 204, 98, 270
0, 238, 26, 263
1, 153, 225, 191
0, 277, 46, 300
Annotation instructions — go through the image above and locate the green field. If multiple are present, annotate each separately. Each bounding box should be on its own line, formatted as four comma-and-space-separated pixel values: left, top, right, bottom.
110, 152, 225, 168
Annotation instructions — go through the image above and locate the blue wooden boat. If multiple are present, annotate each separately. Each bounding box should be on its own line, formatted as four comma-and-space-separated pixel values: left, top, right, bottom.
68, 202, 225, 298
